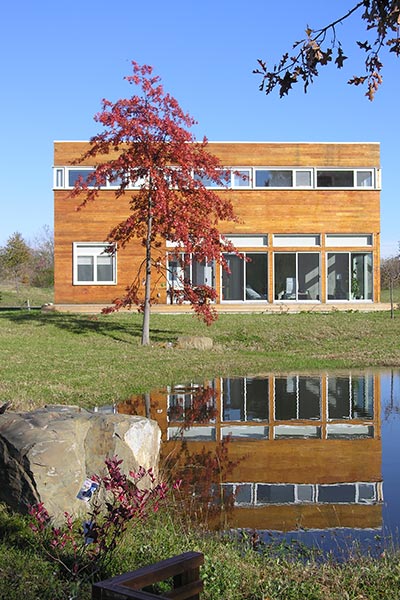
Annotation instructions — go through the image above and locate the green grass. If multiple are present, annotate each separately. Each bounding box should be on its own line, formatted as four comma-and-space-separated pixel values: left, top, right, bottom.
380, 285, 400, 304
1, 309, 400, 410
1, 502, 400, 600
0, 283, 54, 307
2, 305, 400, 598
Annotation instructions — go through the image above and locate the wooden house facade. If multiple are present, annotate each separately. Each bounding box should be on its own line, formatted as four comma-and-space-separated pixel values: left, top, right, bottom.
53, 141, 381, 308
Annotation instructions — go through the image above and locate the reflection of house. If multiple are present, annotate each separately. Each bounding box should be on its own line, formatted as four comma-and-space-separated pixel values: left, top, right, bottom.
119, 373, 382, 532
54, 142, 380, 307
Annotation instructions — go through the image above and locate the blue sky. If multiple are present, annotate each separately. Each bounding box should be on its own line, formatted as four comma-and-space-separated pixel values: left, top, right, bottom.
1, 0, 399, 256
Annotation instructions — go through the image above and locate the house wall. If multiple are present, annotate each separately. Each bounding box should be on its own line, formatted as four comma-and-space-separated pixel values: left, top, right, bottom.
54, 141, 381, 305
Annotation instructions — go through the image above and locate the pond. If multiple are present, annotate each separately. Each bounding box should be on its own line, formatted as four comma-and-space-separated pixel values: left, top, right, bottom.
116, 369, 400, 558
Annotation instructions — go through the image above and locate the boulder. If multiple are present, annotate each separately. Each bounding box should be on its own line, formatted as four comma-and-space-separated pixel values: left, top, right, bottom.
0, 405, 161, 520
175, 335, 213, 350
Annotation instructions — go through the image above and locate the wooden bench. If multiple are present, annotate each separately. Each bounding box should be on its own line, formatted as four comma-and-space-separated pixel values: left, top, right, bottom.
92, 551, 204, 599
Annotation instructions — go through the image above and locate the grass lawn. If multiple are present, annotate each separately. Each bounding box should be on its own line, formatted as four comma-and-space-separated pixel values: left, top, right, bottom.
0, 283, 54, 307
1, 308, 400, 410
1, 304, 400, 598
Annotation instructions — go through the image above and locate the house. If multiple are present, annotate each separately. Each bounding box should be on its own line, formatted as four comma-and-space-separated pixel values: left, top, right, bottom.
53, 141, 380, 309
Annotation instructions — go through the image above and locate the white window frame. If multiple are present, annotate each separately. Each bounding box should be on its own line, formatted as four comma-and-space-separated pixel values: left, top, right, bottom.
225, 235, 268, 247
221, 251, 268, 302
274, 251, 321, 302
273, 234, 320, 247
53, 167, 65, 189
54, 166, 378, 190
326, 251, 373, 301
73, 242, 117, 285
325, 234, 373, 247
66, 167, 97, 189
316, 168, 375, 189
231, 168, 252, 188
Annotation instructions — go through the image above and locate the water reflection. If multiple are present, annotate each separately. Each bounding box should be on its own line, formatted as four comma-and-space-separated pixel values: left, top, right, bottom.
165, 374, 376, 443
117, 371, 400, 555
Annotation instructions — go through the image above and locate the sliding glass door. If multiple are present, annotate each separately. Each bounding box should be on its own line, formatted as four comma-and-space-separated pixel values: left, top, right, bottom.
167, 253, 215, 302
274, 253, 320, 301
327, 253, 372, 300
222, 253, 267, 301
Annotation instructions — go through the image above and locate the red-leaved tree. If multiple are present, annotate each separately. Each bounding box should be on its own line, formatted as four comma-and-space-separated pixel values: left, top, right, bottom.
71, 61, 239, 345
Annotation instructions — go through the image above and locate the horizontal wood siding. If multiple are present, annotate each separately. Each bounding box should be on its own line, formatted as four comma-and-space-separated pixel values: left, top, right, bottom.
54, 191, 160, 304
221, 190, 380, 234
55, 141, 380, 168
54, 142, 380, 305
206, 142, 380, 167
220, 503, 382, 531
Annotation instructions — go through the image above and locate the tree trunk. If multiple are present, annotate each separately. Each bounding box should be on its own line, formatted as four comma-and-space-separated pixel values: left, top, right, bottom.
390, 279, 394, 319
141, 193, 153, 346
144, 392, 151, 419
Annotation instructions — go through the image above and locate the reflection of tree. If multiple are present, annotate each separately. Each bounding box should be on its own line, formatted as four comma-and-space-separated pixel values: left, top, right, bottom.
163, 436, 242, 529
383, 370, 400, 422
381, 253, 400, 319
165, 384, 240, 527
167, 385, 217, 429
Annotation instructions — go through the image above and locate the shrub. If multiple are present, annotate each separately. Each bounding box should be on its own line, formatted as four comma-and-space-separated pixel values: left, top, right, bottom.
28, 456, 170, 598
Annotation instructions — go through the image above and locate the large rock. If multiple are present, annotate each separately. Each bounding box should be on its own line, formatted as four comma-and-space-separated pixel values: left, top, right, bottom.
176, 335, 213, 350
0, 405, 161, 520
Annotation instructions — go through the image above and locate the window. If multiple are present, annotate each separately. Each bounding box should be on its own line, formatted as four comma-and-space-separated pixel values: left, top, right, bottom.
225, 235, 268, 247
326, 424, 374, 438
318, 485, 356, 503
222, 377, 269, 422
167, 384, 216, 423
327, 252, 373, 300
194, 169, 229, 188
317, 169, 374, 188
256, 484, 295, 504
68, 168, 96, 187
326, 234, 373, 247
73, 243, 116, 285
222, 253, 268, 301
255, 169, 292, 187
357, 171, 373, 187
273, 234, 320, 247
232, 169, 251, 187
327, 375, 374, 420
317, 170, 353, 187
295, 170, 313, 187
54, 165, 376, 189
54, 168, 64, 188
167, 253, 215, 302
273, 425, 321, 439
274, 253, 320, 301
274, 376, 321, 420
254, 168, 312, 188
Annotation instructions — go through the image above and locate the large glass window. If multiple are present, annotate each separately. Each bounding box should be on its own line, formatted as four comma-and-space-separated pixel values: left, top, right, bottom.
274, 253, 320, 301
73, 243, 116, 285
222, 377, 269, 422
327, 253, 373, 300
167, 253, 215, 302
274, 376, 321, 420
327, 375, 374, 420
222, 253, 267, 301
